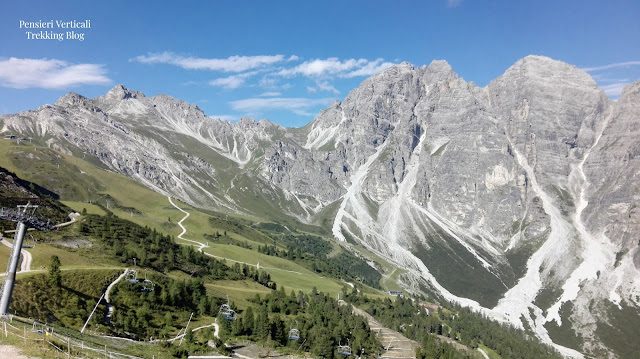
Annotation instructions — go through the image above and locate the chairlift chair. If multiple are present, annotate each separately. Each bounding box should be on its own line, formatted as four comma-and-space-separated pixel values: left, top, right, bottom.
218, 295, 236, 320
218, 304, 237, 320
141, 279, 155, 292
337, 340, 352, 356
22, 234, 36, 248
288, 328, 300, 341
126, 269, 139, 283
140, 270, 155, 292
32, 320, 45, 334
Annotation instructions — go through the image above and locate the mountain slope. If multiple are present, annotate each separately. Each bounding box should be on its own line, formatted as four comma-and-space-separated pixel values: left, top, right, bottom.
1, 55, 638, 358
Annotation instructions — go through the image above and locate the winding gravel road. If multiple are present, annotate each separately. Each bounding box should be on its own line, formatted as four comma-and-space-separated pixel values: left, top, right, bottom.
0, 237, 33, 273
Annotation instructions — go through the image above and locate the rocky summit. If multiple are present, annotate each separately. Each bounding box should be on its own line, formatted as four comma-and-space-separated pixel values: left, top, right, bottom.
1, 55, 638, 358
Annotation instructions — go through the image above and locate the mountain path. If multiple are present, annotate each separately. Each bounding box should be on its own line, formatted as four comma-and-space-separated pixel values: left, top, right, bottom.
104, 268, 128, 324
477, 348, 490, 359
167, 196, 305, 275
168, 196, 207, 251
56, 212, 81, 228
0, 237, 32, 273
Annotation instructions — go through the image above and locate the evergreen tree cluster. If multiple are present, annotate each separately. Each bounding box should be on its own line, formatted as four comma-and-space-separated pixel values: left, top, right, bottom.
110, 275, 219, 339
229, 262, 276, 289
220, 287, 381, 359
11, 269, 120, 329
79, 214, 273, 288
256, 233, 381, 288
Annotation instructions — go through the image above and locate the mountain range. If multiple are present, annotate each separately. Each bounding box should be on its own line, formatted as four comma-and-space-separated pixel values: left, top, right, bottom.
1, 55, 638, 358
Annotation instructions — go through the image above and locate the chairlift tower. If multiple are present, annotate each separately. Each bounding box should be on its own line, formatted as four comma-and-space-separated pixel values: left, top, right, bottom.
0, 203, 57, 316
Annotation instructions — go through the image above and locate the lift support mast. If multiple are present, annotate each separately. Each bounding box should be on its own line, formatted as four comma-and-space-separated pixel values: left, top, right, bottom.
0, 203, 56, 316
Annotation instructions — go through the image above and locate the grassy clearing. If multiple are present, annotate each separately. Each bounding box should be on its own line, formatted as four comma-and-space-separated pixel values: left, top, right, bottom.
205, 280, 272, 310
381, 268, 408, 292
1, 235, 104, 272
203, 244, 343, 294
28, 242, 111, 270
347, 242, 404, 291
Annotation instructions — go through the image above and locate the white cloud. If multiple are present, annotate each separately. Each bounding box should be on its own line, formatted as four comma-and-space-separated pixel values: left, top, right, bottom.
209, 76, 245, 89
0, 57, 111, 89
306, 86, 317, 93
341, 58, 395, 78
601, 82, 629, 97
581, 61, 640, 72
259, 76, 278, 88
590, 74, 629, 83
278, 57, 397, 83
258, 91, 281, 97
131, 52, 288, 72
447, 0, 463, 8
279, 57, 369, 77
208, 71, 258, 89
316, 81, 340, 94
230, 97, 335, 116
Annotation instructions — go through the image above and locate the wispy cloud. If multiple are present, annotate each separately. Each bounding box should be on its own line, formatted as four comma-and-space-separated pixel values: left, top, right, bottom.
258, 91, 281, 97
258, 75, 294, 92
279, 57, 369, 77
131, 52, 288, 72
341, 58, 395, 78
209, 71, 258, 89
132, 52, 399, 94
581, 61, 640, 72
277, 57, 397, 93
601, 83, 629, 98
316, 81, 340, 94
447, 0, 463, 8
230, 97, 335, 116
0, 57, 111, 89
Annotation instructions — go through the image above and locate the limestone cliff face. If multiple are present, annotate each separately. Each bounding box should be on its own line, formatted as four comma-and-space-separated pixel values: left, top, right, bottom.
1, 56, 638, 358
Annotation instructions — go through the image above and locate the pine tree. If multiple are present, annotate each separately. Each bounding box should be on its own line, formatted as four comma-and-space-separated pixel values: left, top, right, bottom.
244, 306, 254, 335
185, 327, 194, 344
48, 255, 62, 287
254, 305, 270, 341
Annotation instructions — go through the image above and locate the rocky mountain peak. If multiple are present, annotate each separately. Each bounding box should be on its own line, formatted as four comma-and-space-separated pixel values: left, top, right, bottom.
54, 92, 90, 107
236, 117, 260, 128
424, 59, 458, 83
96, 84, 145, 104
500, 55, 597, 88
619, 80, 640, 101
426, 59, 453, 73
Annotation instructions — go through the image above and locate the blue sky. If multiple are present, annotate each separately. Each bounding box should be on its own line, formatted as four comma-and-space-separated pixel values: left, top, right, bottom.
0, 0, 639, 127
